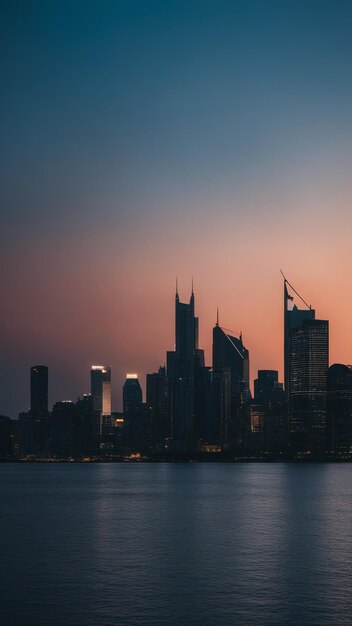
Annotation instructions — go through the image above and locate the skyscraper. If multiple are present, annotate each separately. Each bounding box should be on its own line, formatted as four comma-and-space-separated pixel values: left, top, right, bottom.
284, 281, 315, 399
146, 366, 169, 448
166, 283, 201, 452
327, 364, 352, 452
76, 394, 100, 455
30, 365, 48, 414
284, 278, 329, 451
90, 365, 112, 416
123, 373, 142, 413
175, 284, 198, 359
90, 365, 111, 435
212, 319, 250, 448
19, 365, 49, 456
123, 374, 151, 451
49, 400, 78, 457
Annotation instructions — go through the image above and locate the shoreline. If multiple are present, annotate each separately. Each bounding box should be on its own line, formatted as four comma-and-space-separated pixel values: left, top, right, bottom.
2, 454, 352, 464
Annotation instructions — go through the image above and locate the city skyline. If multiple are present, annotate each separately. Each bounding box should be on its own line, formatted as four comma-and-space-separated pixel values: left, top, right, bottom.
12, 276, 348, 458
1, 274, 346, 420
0, 273, 347, 418
2, 5, 352, 626
1, 1, 352, 418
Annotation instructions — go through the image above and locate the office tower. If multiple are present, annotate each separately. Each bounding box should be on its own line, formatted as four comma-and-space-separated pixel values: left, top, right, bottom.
327, 364, 352, 452
284, 278, 329, 451
123, 374, 142, 412
90, 365, 112, 420
166, 283, 201, 452
19, 366, 49, 456
252, 370, 285, 451
49, 401, 79, 457
212, 317, 250, 448
30, 365, 48, 414
284, 281, 315, 399
76, 394, 100, 455
146, 366, 169, 449
175, 285, 198, 359
194, 352, 212, 444
49, 394, 100, 458
211, 366, 231, 447
123, 374, 151, 451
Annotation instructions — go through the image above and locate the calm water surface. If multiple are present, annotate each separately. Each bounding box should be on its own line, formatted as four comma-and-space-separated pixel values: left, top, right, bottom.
1, 463, 352, 626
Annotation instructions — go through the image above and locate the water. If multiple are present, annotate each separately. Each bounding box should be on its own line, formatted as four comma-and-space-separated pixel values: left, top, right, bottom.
1, 463, 352, 626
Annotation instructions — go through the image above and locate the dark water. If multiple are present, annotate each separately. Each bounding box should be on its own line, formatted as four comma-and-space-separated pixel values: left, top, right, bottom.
1, 463, 352, 626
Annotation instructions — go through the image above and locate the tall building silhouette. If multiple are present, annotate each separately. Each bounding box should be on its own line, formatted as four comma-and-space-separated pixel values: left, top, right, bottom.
123, 374, 151, 451
327, 364, 352, 452
123, 374, 142, 413
30, 365, 48, 414
147, 367, 169, 449
166, 283, 203, 452
284, 278, 329, 450
284, 281, 315, 399
76, 394, 100, 455
49, 400, 79, 457
194, 351, 212, 444
90, 365, 111, 432
20, 366, 49, 456
212, 316, 250, 448
175, 283, 198, 359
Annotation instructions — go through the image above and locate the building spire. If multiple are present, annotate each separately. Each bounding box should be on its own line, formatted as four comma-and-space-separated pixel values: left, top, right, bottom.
190, 277, 194, 306
216, 307, 219, 326
176, 277, 179, 301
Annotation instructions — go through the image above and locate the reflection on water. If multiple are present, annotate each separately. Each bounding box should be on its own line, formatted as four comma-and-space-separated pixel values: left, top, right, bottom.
1, 463, 352, 626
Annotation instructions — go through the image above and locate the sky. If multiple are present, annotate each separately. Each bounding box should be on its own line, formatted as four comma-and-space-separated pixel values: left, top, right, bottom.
1, 0, 352, 417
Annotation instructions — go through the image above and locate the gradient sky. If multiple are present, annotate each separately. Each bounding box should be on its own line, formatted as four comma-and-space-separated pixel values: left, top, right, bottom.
1, 0, 352, 417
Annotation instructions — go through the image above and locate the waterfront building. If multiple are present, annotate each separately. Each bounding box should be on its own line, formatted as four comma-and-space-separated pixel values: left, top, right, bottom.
19, 366, 49, 456
212, 316, 251, 448
123, 373, 142, 413
123, 374, 151, 451
146, 366, 169, 449
30, 365, 48, 414
49, 400, 79, 457
90, 365, 112, 432
327, 364, 352, 452
76, 394, 100, 455
284, 278, 329, 451
166, 284, 204, 452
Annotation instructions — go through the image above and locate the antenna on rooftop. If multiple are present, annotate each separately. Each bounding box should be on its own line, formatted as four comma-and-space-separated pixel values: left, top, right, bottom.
280, 269, 311, 310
